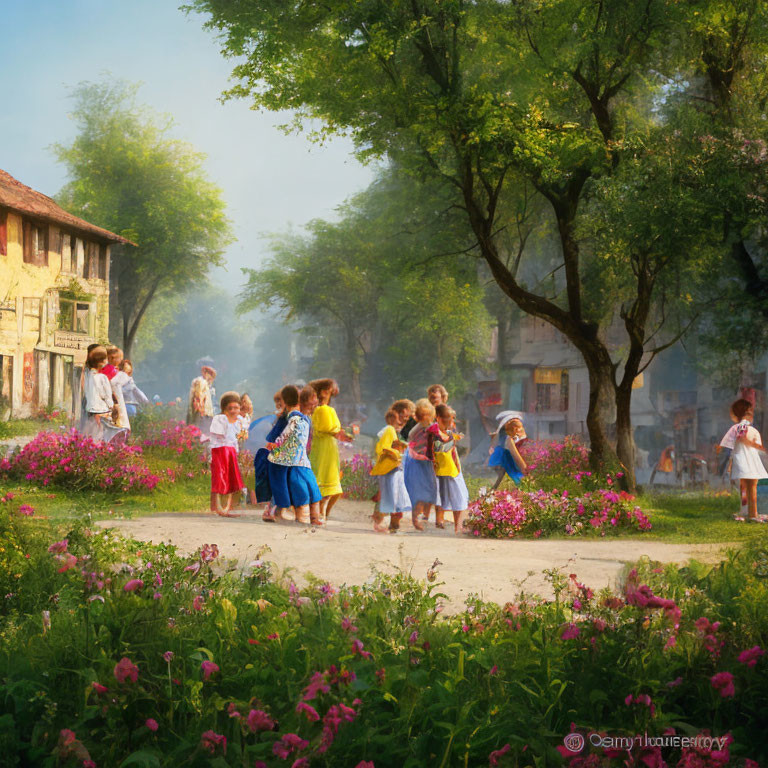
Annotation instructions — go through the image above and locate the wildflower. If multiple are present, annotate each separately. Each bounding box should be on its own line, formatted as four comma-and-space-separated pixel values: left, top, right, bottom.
561, 623, 580, 640
163, 651, 174, 663
201, 660, 219, 680
267, 632, 280, 640
113, 657, 138, 683
375, 668, 386, 683
738, 646, 764, 668
489, 743, 511, 766
341, 616, 358, 633
200, 730, 227, 755
192, 595, 204, 611
489, 665, 499, 676
92, 683, 108, 695
56, 553, 78, 573
246, 709, 275, 732
296, 701, 320, 721
145, 719, 158, 732
291, 759, 310, 768
667, 677, 682, 688
351, 638, 373, 659
355, 763, 376, 768
124, 579, 144, 592
48, 539, 68, 553
710, 671, 735, 698
60, 728, 77, 746
408, 630, 419, 645
273, 733, 309, 760
184, 561, 201, 575
302, 671, 331, 700
18, 504, 34, 516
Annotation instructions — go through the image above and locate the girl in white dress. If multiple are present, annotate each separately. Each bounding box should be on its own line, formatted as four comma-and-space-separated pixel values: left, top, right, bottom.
720, 398, 768, 522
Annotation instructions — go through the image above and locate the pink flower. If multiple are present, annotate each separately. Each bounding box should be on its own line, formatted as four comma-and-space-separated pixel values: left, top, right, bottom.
18, 504, 34, 516
291, 759, 310, 768
296, 701, 320, 721
145, 718, 158, 732
273, 733, 309, 759
59, 728, 77, 746
711, 671, 735, 698
489, 743, 511, 766
83, 761, 97, 768
408, 630, 419, 645
113, 657, 138, 683
163, 651, 174, 663
355, 763, 375, 768
341, 616, 358, 633
561, 623, 580, 640
201, 660, 219, 680
92, 682, 108, 695
246, 709, 275, 732
201, 730, 227, 755
738, 646, 765, 668
489, 665, 499, 676
48, 539, 68, 553
351, 638, 373, 659
192, 595, 204, 611
124, 579, 144, 592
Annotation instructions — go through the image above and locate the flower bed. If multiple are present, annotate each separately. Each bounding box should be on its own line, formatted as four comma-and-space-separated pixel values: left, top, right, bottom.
466, 487, 652, 538
132, 419, 206, 468
0, 429, 160, 493
341, 453, 377, 500
0, 508, 764, 767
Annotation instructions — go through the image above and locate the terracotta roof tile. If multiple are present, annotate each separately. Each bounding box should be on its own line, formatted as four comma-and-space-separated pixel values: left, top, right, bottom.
0, 168, 134, 245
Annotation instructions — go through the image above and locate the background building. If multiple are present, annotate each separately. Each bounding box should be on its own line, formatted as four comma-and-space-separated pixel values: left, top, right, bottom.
0, 169, 130, 419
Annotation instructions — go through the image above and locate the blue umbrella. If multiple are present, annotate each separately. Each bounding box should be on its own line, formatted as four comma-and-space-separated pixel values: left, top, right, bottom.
247, 414, 277, 452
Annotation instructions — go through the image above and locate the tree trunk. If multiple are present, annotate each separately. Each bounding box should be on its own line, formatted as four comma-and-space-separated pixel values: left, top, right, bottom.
615, 383, 635, 492
344, 327, 362, 405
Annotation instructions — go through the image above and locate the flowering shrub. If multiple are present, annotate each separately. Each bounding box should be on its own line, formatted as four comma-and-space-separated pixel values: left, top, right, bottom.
132, 419, 206, 469
0, 429, 160, 493
0, 513, 765, 767
466, 487, 652, 538
341, 453, 377, 500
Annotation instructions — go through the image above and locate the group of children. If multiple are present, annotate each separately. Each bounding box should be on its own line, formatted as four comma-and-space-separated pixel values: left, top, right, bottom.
368, 385, 530, 534
81, 344, 148, 442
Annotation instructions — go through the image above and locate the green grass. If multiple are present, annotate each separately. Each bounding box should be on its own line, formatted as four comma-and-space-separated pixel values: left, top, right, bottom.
0, 419, 60, 440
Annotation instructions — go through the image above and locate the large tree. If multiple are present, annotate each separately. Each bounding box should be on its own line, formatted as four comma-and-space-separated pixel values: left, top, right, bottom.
190, 0, 768, 488
54, 80, 233, 357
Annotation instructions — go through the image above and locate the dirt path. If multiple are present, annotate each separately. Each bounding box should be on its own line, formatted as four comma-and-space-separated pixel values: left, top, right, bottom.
99, 500, 729, 611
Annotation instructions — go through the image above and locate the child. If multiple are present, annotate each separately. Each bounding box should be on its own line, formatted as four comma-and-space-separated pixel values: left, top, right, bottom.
488, 411, 528, 490
83, 346, 120, 442
403, 398, 439, 532
432, 404, 469, 534
370, 409, 411, 532
209, 392, 244, 517
720, 398, 768, 522
254, 390, 289, 522
119, 359, 149, 417
268, 385, 323, 526
392, 398, 417, 439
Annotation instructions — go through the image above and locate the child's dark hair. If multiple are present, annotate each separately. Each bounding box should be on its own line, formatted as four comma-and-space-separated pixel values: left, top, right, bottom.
220, 391, 241, 412
731, 398, 753, 420
385, 409, 399, 424
391, 398, 415, 415
299, 385, 316, 407
435, 404, 455, 420
87, 347, 107, 369
280, 384, 300, 409
309, 378, 336, 398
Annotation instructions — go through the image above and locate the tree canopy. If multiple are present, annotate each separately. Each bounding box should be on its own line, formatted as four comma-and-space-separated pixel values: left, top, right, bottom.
54, 79, 234, 357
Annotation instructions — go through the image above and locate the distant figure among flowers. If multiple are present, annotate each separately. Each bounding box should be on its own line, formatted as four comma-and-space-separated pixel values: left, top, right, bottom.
187, 365, 216, 432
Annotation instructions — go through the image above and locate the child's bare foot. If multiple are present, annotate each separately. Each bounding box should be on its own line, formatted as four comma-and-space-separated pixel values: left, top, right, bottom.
412, 516, 425, 531
373, 522, 389, 532
216, 510, 241, 518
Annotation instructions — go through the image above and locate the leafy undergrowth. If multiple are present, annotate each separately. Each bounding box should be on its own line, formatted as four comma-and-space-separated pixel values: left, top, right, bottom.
0, 503, 767, 767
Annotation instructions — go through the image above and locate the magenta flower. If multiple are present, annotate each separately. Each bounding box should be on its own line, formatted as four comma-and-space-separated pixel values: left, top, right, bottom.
59, 728, 76, 746
296, 701, 320, 721
124, 579, 144, 592
246, 709, 275, 732
48, 539, 68, 553
355, 763, 375, 768
201, 660, 219, 680
92, 683, 108, 695
273, 733, 309, 760
163, 651, 174, 663
711, 671, 735, 698
291, 758, 310, 768
113, 657, 138, 683
351, 638, 373, 659
145, 718, 158, 732
489, 743, 511, 766
738, 646, 765, 668
201, 730, 227, 755
408, 630, 419, 645
561, 623, 580, 640
341, 616, 358, 633
18, 504, 34, 516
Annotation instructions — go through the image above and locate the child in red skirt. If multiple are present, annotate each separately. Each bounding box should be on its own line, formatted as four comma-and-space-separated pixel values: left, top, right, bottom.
209, 391, 244, 517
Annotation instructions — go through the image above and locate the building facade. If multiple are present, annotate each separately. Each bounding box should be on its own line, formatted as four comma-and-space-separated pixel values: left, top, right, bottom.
0, 169, 130, 419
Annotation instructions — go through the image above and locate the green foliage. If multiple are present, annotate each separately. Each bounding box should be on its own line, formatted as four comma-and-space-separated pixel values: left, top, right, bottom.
53, 79, 234, 355
1, 504, 768, 765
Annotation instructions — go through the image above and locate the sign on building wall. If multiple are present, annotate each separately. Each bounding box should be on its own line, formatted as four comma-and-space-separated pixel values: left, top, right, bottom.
53, 330, 91, 365
534, 367, 563, 385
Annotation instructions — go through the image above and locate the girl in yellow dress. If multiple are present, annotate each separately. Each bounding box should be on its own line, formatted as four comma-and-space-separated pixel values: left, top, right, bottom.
309, 378, 352, 520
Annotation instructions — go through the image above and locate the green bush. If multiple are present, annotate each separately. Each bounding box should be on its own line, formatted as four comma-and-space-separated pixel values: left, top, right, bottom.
0, 504, 766, 767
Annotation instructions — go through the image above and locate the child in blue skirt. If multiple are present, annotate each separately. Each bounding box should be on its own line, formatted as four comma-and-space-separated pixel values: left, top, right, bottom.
489, 411, 528, 490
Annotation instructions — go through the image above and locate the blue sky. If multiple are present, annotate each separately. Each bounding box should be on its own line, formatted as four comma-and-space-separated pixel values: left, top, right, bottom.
0, 0, 374, 282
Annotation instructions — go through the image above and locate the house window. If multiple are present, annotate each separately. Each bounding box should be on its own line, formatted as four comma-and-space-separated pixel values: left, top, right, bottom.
58, 299, 91, 334
98, 243, 108, 280
536, 383, 554, 411
23, 220, 48, 266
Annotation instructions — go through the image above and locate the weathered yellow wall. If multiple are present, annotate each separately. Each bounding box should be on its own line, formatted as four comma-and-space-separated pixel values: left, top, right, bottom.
0, 211, 112, 417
